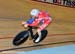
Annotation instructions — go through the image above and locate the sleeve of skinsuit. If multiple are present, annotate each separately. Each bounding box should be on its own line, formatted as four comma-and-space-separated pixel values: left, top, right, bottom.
28, 18, 43, 26
26, 18, 35, 24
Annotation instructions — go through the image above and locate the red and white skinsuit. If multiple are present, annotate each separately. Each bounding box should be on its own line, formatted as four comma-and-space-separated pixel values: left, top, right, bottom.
27, 11, 52, 31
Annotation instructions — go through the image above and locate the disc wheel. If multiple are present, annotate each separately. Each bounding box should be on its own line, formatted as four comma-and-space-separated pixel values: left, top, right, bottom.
33, 30, 48, 43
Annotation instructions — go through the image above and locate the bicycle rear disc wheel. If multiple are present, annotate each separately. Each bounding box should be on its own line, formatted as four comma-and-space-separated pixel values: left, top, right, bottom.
33, 30, 48, 43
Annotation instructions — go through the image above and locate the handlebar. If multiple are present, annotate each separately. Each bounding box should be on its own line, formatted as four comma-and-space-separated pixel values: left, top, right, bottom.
22, 23, 38, 29
28, 26, 38, 29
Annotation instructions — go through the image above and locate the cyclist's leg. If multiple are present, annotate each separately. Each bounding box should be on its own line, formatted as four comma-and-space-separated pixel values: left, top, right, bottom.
34, 23, 50, 42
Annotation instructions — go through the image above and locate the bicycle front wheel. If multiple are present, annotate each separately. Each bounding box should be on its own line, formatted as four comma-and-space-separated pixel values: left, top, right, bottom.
13, 30, 29, 46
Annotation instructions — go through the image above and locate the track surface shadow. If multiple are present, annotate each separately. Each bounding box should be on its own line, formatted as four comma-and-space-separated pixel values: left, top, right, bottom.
0, 41, 74, 52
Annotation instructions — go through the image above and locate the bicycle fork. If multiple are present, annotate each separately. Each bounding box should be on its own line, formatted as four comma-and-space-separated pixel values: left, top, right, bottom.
28, 27, 34, 39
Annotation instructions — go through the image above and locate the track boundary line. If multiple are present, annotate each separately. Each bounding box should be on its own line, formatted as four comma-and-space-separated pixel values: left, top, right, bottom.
0, 41, 75, 52
0, 33, 75, 39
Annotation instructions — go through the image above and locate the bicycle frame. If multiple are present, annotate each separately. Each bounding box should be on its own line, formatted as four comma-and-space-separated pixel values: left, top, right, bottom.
27, 26, 34, 39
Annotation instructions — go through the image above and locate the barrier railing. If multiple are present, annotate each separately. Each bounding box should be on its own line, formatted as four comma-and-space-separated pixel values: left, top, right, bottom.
33, 0, 75, 8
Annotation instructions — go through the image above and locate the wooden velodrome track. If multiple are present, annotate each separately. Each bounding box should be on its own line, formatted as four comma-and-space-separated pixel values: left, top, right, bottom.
0, 0, 75, 54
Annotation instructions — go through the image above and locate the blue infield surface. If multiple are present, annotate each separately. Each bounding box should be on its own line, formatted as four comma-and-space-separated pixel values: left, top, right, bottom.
17, 44, 75, 54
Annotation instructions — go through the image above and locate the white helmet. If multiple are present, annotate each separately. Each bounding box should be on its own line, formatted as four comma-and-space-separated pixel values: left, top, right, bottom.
30, 9, 39, 16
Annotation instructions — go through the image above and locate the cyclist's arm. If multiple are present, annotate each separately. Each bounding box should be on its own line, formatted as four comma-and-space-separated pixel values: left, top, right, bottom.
28, 18, 42, 26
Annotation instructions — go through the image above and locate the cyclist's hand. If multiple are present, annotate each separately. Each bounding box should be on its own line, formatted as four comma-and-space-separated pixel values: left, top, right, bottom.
24, 24, 28, 27
21, 21, 27, 27
22, 21, 26, 25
